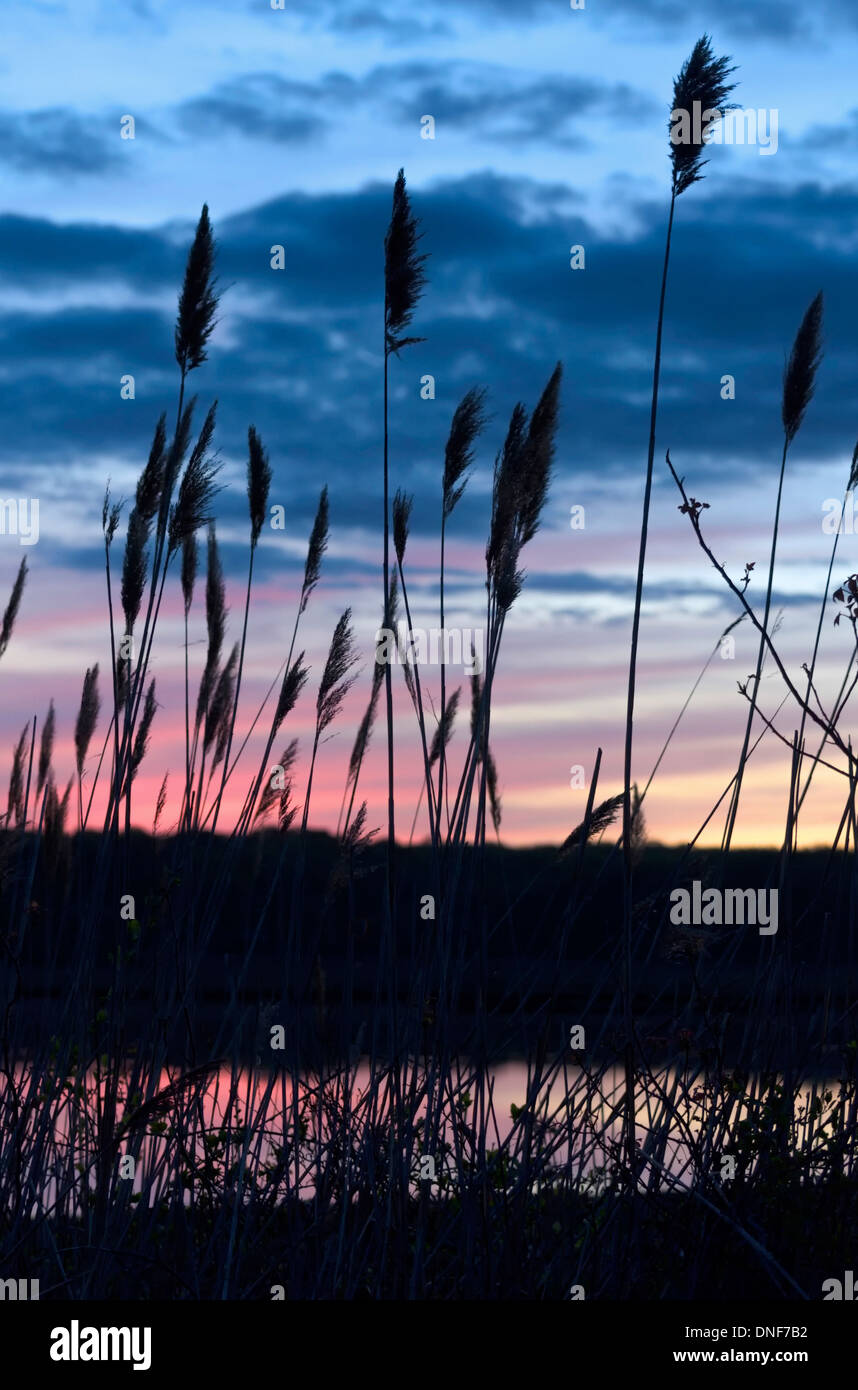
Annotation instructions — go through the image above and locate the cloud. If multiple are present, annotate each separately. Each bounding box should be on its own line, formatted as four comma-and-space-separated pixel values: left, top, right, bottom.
383, 64, 656, 148
167, 63, 657, 153
0, 68, 645, 177
262, 0, 858, 43
328, 5, 451, 41
0, 171, 854, 596
791, 108, 858, 157
0, 108, 120, 175
175, 74, 334, 144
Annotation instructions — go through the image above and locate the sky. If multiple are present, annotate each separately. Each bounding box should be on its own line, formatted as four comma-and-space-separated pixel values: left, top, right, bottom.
1, 0, 858, 847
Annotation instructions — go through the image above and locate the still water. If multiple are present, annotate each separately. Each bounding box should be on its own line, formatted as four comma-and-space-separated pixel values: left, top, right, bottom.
6, 1057, 849, 1213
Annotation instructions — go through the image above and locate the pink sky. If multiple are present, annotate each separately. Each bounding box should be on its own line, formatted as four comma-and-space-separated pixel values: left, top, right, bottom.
2, 453, 853, 851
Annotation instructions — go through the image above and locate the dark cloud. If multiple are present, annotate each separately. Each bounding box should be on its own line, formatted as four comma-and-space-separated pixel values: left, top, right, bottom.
1, 172, 856, 585
0, 109, 120, 175
0, 107, 167, 177
328, 5, 451, 41
167, 63, 656, 152
587, 0, 807, 39
0, 214, 177, 286
175, 73, 336, 144
384, 64, 656, 147
260, 0, 856, 42
791, 109, 858, 155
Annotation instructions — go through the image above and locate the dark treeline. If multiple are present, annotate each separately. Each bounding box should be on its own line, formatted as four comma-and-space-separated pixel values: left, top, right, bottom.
6, 830, 856, 1063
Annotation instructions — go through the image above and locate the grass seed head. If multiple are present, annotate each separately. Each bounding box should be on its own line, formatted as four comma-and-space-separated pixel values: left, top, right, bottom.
670, 35, 738, 196
782, 290, 824, 444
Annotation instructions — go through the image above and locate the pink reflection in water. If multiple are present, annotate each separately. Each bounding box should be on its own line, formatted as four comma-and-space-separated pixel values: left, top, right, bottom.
5, 1058, 845, 1216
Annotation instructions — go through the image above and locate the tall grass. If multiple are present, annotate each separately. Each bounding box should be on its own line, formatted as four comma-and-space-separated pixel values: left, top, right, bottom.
621, 34, 737, 1180
2, 59, 858, 1304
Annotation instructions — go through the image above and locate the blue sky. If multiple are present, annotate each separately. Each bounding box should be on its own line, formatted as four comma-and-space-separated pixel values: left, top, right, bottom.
2, 0, 858, 844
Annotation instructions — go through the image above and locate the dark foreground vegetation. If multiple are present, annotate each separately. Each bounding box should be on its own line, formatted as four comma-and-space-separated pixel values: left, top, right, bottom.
5, 833, 858, 1064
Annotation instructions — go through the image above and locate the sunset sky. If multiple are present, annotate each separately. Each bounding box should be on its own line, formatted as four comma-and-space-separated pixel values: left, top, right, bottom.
2, 0, 858, 846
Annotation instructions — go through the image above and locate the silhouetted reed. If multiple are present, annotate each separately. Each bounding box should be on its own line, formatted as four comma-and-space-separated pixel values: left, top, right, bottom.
3, 79, 858, 1307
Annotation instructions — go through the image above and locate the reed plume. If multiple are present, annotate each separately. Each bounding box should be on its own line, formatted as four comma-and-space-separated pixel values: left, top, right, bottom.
560, 793, 624, 853
175, 204, 219, 378
782, 291, 824, 444
37, 699, 55, 797
443, 387, 488, 520
255, 739, 298, 825
168, 402, 220, 555
670, 35, 738, 197
316, 609, 359, 738
7, 724, 28, 827
115, 655, 129, 714
129, 679, 157, 783
181, 533, 198, 616
247, 424, 272, 550
487, 403, 528, 583
279, 755, 300, 833
486, 367, 561, 608
74, 666, 100, 779
0, 558, 27, 662
384, 169, 428, 355
238, 653, 308, 834
102, 486, 122, 547
206, 645, 239, 760
494, 547, 524, 616
302, 487, 329, 612
486, 751, 501, 833
136, 413, 168, 523
153, 772, 169, 833
202, 485, 328, 828
118, 410, 168, 634
156, 398, 197, 544
429, 687, 460, 766
121, 508, 149, 634
194, 638, 237, 825
274, 655, 309, 736
114, 1060, 226, 1146
342, 799, 375, 855
468, 367, 561, 850
515, 364, 562, 547
392, 488, 412, 566
848, 440, 858, 495
302, 610, 359, 835
195, 525, 226, 732
74, 664, 100, 830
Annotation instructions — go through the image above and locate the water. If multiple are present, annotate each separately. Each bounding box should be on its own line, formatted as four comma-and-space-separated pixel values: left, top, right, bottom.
3, 1057, 851, 1215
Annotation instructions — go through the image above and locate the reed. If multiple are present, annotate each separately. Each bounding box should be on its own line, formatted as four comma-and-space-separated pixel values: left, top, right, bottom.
620, 34, 736, 1181
383, 169, 427, 897
4, 56, 858, 1305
